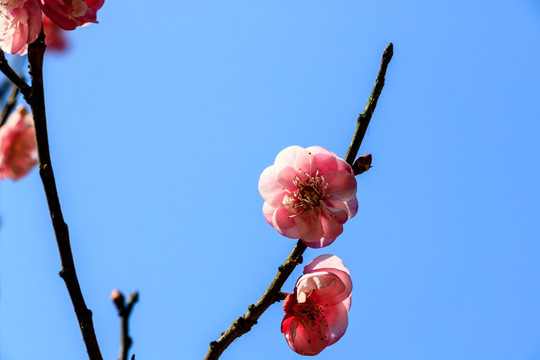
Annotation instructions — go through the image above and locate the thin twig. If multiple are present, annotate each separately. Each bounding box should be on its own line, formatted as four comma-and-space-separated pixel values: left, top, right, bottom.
26, 31, 103, 360
345, 43, 393, 165
0, 50, 31, 98
0, 82, 20, 126
204, 43, 394, 360
112, 291, 139, 360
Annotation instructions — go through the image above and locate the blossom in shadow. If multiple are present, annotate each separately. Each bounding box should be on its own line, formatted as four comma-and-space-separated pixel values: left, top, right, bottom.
0, 105, 38, 180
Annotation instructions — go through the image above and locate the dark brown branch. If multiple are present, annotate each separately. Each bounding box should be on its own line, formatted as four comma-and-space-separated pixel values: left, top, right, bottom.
204, 241, 307, 360
345, 43, 393, 165
0, 50, 31, 98
204, 43, 393, 360
26, 31, 103, 360
112, 290, 139, 360
0, 82, 20, 126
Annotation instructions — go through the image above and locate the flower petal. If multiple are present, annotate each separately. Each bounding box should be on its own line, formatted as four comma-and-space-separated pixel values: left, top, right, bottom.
258, 165, 287, 207
294, 208, 324, 245
296, 271, 346, 305
304, 254, 351, 275
320, 208, 344, 238
274, 145, 312, 179
325, 170, 357, 201
324, 302, 349, 346
272, 205, 300, 239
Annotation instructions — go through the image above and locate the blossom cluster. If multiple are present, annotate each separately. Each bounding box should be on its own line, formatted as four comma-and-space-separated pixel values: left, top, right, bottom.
259, 145, 362, 355
0, 0, 104, 54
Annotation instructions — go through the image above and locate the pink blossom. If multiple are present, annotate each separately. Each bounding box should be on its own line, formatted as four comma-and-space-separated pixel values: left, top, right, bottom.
0, 0, 42, 55
282, 254, 353, 356
43, 14, 67, 51
0, 105, 38, 180
39, 0, 104, 30
258, 145, 358, 248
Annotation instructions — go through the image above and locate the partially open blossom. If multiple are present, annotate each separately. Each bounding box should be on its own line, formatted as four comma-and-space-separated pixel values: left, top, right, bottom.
282, 254, 352, 356
39, 0, 104, 30
0, 105, 38, 180
0, 0, 42, 54
258, 145, 358, 248
43, 14, 67, 51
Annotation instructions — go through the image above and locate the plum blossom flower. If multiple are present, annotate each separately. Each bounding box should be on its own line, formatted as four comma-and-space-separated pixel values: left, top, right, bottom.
0, 0, 42, 55
258, 145, 357, 248
281, 254, 352, 356
39, 0, 104, 30
0, 105, 38, 180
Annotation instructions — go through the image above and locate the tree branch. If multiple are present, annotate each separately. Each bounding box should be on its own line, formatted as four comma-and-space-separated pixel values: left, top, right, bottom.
345, 43, 393, 165
112, 290, 139, 360
26, 31, 103, 360
0, 50, 31, 99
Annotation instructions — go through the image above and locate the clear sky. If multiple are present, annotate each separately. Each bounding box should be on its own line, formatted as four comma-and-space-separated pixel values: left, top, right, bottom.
1, 1, 540, 359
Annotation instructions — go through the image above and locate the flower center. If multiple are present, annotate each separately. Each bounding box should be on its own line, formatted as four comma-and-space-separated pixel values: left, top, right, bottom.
291, 298, 328, 340
283, 171, 329, 214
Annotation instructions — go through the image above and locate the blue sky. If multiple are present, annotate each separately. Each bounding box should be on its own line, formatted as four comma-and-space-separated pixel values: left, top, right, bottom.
1, 1, 540, 359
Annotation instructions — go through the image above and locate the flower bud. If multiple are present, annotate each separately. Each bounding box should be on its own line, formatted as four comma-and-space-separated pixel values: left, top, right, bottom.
110, 289, 125, 310
353, 153, 372, 175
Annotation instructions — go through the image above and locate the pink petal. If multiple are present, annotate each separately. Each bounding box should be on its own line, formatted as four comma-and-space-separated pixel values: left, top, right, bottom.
321, 200, 349, 224
276, 165, 299, 188
320, 208, 344, 239
344, 196, 358, 218
317, 237, 336, 248
325, 170, 357, 201
274, 145, 312, 179
336, 158, 354, 174
342, 294, 352, 311
258, 165, 287, 207
294, 208, 324, 245
304, 254, 351, 275
310, 151, 338, 173
324, 302, 349, 346
296, 271, 347, 306
305, 145, 335, 157
262, 201, 276, 226
282, 315, 328, 356
272, 205, 301, 239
